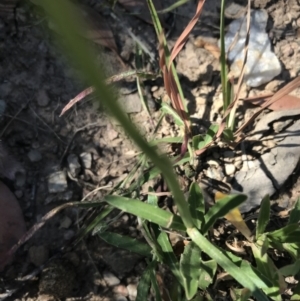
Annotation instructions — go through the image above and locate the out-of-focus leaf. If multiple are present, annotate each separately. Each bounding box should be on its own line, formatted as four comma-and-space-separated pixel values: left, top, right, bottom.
256, 195, 270, 238
188, 182, 205, 229
0, 181, 26, 271
198, 259, 217, 290
180, 242, 202, 299
98, 232, 151, 257
105, 195, 186, 231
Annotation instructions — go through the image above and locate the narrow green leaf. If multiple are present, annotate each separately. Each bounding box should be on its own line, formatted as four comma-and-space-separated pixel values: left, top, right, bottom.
157, 231, 184, 287
150, 136, 183, 146
256, 195, 270, 238
161, 102, 184, 127
282, 243, 300, 261
267, 224, 300, 243
188, 182, 205, 229
198, 259, 217, 290
198, 125, 219, 149
188, 228, 271, 300
202, 194, 247, 234
224, 249, 273, 288
289, 198, 300, 224
75, 206, 114, 244
222, 128, 235, 142
279, 259, 300, 276
98, 232, 151, 257
157, 0, 189, 14
251, 244, 274, 282
105, 195, 186, 231
147, 187, 158, 206
180, 242, 202, 300
149, 265, 163, 301
136, 260, 157, 301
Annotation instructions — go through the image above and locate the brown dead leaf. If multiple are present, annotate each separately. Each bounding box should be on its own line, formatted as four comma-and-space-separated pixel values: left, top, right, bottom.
158, 0, 206, 141
235, 76, 300, 138
168, 0, 206, 68
118, 0, 163, 25
244, 93, 300, 111
0, 181, 26, 271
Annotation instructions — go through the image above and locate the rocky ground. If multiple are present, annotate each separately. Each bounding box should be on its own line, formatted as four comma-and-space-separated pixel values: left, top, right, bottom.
1, 0, 300, 300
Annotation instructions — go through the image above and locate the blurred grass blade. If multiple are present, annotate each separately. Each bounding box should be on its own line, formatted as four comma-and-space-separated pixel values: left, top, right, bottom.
105, 195, 186, 231
256, 195, 270, 238
136, 260, 157, 301
198, 259, 217, 290
180, 242, 202, 300
188, 182, 205, 229
202, 194, 247, 234
288, 197, 300, 224
98, 232, 152, 257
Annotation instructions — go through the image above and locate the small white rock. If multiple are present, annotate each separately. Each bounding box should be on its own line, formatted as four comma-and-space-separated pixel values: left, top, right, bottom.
127, 284, 138, 301
80, 152, 92, 169
67, 154, 81, 177
207, 159, 220, 167
225, 163, 236, 176
48, 171, 68, 193
103, 271, 120, 287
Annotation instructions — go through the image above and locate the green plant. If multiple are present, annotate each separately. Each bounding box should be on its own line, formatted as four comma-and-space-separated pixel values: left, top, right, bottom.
35, 1, 300, 300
